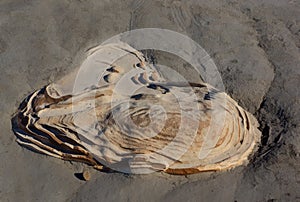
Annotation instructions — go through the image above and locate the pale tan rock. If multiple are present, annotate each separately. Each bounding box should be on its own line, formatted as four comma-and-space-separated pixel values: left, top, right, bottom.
12, 43, 261, 175
82, 170, 91, 181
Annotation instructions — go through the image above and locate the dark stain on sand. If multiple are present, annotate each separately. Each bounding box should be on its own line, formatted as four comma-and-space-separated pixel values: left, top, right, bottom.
0, 38, 7, 54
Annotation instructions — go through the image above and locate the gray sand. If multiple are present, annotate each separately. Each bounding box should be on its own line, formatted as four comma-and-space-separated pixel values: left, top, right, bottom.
0, 0, 299, 201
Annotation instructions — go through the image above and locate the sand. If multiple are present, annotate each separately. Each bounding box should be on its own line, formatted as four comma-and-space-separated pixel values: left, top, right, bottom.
0, 0, 299, 201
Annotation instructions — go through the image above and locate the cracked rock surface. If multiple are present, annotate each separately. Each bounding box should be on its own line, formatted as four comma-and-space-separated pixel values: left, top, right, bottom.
0, 0, 299, 201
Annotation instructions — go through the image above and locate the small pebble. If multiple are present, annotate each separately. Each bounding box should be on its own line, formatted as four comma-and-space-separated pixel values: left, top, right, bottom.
82, 170, 91, 181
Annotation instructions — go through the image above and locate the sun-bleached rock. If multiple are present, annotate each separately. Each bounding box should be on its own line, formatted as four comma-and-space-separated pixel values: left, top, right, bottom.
12, 43, 261, 174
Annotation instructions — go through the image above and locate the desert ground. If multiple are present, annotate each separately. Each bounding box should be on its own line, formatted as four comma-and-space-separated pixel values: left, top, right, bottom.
0, 0, 299, 201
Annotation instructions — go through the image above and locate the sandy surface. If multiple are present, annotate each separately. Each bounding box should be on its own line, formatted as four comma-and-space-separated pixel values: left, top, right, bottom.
0, 0, 299, 201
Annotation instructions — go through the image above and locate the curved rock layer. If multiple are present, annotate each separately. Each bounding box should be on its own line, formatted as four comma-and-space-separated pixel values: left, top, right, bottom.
12, 43, 261, 174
